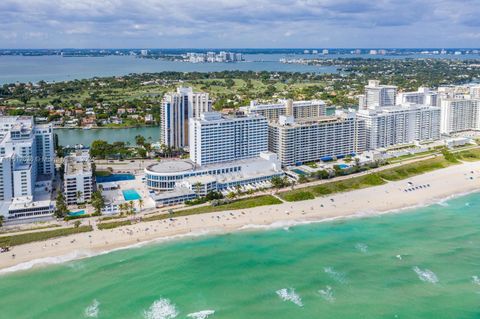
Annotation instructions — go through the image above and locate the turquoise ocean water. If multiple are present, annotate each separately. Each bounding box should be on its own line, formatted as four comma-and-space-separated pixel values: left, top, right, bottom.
2, 193, 480, 318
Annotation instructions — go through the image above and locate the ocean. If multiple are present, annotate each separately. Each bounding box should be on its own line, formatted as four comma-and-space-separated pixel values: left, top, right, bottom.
1, 192, 480, 318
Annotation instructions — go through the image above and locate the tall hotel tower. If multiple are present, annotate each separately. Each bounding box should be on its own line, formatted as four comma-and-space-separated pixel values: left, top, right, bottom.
160, 87, 211, 149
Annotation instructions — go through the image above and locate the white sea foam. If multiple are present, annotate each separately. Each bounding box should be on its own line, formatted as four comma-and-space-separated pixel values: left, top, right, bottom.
355, 243, 368, 253
84, 299, 100, 318
0, 230, 212, 276
186, 310, 215, 319
472, 275, 480, 285
413, 266, 438, 284
0, 250, 96, 276
143, 298, 178, 319
318, 286, 335, 302
324, 267, 347, 284
276, 288, 303, 307
2, 188, 479, 275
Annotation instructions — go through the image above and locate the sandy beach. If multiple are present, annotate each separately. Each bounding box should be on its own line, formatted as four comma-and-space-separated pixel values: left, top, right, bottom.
1, 160, 480, 274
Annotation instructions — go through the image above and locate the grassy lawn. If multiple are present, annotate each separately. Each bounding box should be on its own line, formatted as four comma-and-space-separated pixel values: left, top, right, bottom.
97, 220, 132, 230
454, 148, 480, 162
0, 226, 93, 247
387, 150, 436, 163
175, 195, 282, 214
280, 191, 315, 202
377, 156, 456, 181
141, 195, 283, 223
280, 174, 386, 201
0, 224, 61, 235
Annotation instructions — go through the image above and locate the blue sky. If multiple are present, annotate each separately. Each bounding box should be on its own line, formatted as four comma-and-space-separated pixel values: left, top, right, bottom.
1, 0, 479, 48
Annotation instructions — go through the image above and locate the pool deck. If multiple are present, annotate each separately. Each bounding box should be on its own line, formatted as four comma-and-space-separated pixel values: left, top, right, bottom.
112, 176, 156, 208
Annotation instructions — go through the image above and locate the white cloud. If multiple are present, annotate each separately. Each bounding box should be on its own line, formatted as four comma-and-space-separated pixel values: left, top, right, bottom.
0, 0, 479, 48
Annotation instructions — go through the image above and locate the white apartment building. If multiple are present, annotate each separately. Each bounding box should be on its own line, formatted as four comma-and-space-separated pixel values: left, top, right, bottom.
160, 87, 211, 149
64, 150, 93, 205
397, 87, 438, 107
240, 99, 326, 122
189, 112, 268, 166
268, 112, 366, 166
0, 116, 55, 220
440, 98, 480, 134
357, 104, 441, 150
470, 85, 480, 99
359, 80, 397, 110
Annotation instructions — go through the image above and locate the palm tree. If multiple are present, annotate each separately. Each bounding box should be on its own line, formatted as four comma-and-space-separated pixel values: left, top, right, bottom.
118, 203, 126, 216
138, 198, 144, 213
193, 182, 202, 195
76, 190, 83, 203
128, 201, 135, 215
0, 215, 4, 227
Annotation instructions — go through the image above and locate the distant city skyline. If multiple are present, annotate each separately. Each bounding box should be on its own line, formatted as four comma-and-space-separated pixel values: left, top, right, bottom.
1, 0, 479, 49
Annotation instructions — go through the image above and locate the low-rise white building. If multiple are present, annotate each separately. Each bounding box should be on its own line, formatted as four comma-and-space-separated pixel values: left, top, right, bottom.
146, 152, 283, 206
64, 150, 93, 205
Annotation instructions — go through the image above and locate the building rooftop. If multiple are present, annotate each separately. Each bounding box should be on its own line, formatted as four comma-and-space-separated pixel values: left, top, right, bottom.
65, 152, 92, 175
270, 114, 356, 128
197, 111, 265, 124
151, 187, 195, 201
9, 196, 52, 210
146, 160, 196, 174
146, 152, 280, 175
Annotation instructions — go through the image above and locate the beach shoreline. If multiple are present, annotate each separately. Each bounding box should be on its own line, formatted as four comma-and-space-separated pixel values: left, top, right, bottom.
2, 160, 480, 275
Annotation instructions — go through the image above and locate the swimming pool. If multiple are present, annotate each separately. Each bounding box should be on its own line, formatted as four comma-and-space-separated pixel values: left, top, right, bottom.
122, 189, 141, 201
291, 168, 307, 176
338, 164, 349, 169
96, 174, 135, 183
68, 210, 85, 217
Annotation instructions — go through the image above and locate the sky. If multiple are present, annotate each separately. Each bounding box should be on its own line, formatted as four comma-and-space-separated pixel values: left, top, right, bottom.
1, 0, 480, 48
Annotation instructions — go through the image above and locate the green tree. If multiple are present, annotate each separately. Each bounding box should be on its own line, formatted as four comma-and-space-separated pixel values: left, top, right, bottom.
55, 192, 68, 218
298, 175, 309, 184
91, 190, 105, 215
90, 140, 109, 158
271, 176, 289, 189
76, 190, 83, 203
135, 135, 146, 146
73, 220, 81, 228
128, 201, 135, 215
0, 215, 4, 227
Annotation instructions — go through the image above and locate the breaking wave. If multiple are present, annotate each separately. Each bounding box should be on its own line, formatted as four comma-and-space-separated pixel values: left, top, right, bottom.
143, 298, 178, 319
413, 266, 438, 284
324, 267, 348, 284
186, 310, 215, 319
84, 299, 100, 318
276, 288, 303, 307
318, 286, 335, 302
355, 243, 368, 253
